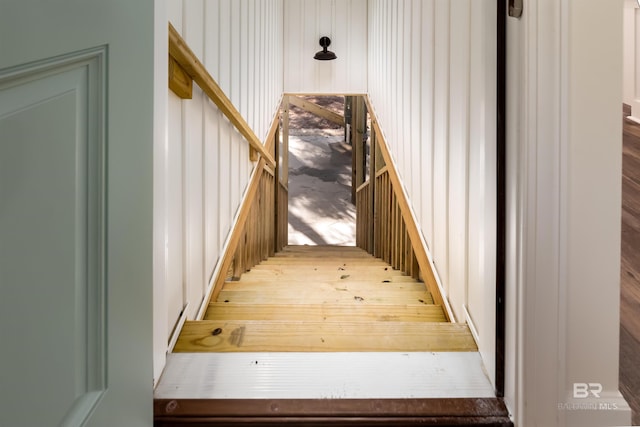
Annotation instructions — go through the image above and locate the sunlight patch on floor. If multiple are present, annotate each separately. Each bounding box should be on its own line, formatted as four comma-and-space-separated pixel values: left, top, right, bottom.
288, 132, 356, 246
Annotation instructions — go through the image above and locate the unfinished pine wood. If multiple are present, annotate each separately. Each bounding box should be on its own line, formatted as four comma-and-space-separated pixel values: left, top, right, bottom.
288, 95, 345, 126
217, 289, 435, 305
236, 274, 419, 284
222, 280, 426, 293
278, 245, 371, 254
242, 262, 412, 272
247, 262, 409, 280
207, 120, 280, 301
205, 303, 447, 322
168, 23, 275, 166
175, 245, 476, 353
356, 181, 371, 250
362, 99, 451, 321
263, 260, 382, 265
174, 320, 477, 352
169, 55, 193, 99
276, 182, 288, 251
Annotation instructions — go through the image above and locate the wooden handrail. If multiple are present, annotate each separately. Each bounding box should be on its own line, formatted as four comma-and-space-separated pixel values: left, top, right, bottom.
287, 95, 345, 126
168, 23, 275, 167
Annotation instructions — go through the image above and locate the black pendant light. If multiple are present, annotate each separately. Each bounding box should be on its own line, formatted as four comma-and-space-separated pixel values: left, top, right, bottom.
314, 37, 337, 61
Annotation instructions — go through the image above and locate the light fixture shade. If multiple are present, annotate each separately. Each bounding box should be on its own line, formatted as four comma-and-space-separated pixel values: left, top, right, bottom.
314, 36, 337, 61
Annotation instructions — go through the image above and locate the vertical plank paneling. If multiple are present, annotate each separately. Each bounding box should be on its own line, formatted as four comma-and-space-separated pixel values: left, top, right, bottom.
160, 0, 284, 354
283, 1, 301, 92
401, 0, 412, 179
203, 1, 221, 281
431, 0, 450, 294
167, 90, 185, 333
283, 0, 367, 93
230, 0, 241, 108
420, 0, 435, 246
409, 0, 422, 204
247, 3, 256, 132
447, 0, 471, 317
466, 0, 497, 385
167, 0, 186, 336
367, 0, 497, 382
183, 0, 206, 309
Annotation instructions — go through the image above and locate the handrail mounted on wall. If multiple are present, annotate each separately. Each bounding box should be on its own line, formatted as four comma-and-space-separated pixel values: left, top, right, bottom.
168, 23, 275, 167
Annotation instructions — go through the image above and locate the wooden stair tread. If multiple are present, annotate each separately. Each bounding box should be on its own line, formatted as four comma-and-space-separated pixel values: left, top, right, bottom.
260, 258, 385, 264
281, 245, 366, 252
222, 280, 426, 292
249, 264, 406, 273
249, 261, 400, 270
174, 320, 477, 352
205, 303, 447, 322
217, 289, 435, 305
174, 246, 473, 354
231, 275, 420, 284
275, 249, 373, 254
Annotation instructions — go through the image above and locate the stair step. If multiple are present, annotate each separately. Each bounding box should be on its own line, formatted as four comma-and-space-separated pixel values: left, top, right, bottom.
277, 247, 372, 258
173, 246, 472, 354
249, 264, 405, 273
238, 273, 418, 283
174, 320, 477, 352
261, 257, 384, 264
222, 280, 426, 293
205, 303, 448, 322
281, 245, 367, 252
217, 289, 434, 305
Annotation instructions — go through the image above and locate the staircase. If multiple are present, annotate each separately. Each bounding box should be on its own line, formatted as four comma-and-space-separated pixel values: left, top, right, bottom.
174, 245, 476, 353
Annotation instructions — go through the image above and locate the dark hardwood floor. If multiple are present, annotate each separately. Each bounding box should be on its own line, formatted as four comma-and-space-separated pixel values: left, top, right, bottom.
621, 113, 640, 426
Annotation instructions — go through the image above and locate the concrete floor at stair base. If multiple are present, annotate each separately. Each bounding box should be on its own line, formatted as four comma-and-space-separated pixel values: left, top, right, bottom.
287, 130, 355, 246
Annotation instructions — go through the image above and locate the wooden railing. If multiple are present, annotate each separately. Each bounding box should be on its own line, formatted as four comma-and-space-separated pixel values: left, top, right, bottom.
276, 182, 288, 251
231, 164, 276, 279
229, 163, 288, 281
209, 117, 286, 301
356, 103, 451, 321
373, 167, 421, 279
168, 23, 287, 305
168, 23, 275, 166
355, 181, 372, 252
357, 167, 419, 280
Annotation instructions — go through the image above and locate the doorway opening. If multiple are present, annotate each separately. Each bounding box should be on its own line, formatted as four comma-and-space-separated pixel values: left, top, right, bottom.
284, 95, 356, 246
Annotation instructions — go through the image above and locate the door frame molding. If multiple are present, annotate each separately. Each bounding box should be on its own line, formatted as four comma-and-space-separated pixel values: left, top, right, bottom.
495, 0, 507, 398
154, 1, 511, 424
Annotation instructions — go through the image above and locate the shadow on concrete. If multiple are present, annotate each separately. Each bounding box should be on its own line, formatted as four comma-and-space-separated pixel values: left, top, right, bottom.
287, 130, 356, 246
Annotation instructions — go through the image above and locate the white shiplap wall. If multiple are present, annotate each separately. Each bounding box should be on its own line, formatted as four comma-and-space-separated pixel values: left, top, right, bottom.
284, 0, 367, 93
367, 0, 497, 386
154, 0, 283, 384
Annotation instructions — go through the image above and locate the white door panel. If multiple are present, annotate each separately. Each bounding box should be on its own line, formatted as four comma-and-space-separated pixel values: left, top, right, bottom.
1, 48, 106, 427
0, 1, 153, 426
